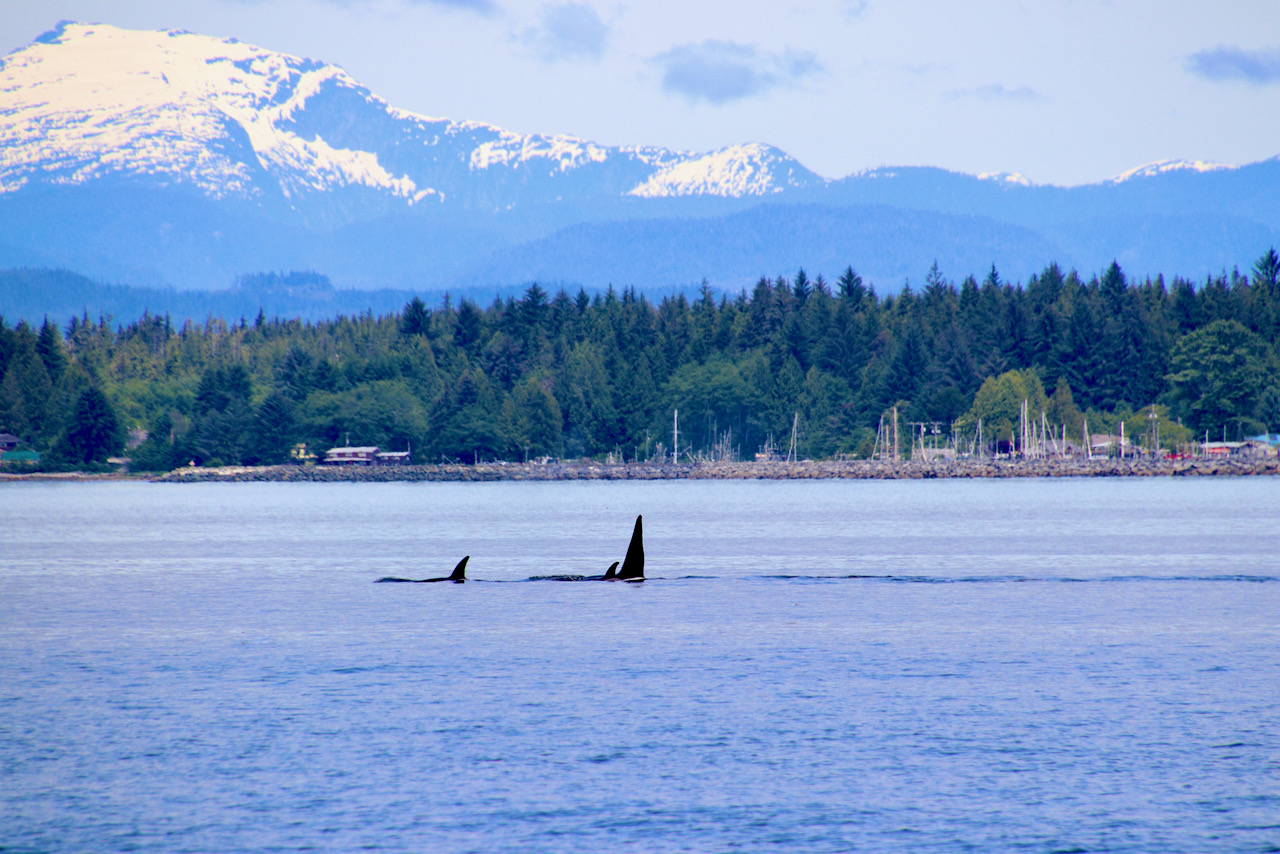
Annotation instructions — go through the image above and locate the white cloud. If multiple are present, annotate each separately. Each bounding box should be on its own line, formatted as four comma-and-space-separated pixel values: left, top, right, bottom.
945, 83, 1042, 102
520, 2, 608, 62
1186, 45, 1280, 84
410, 0, 498, 12
843, 0, 869, 18
232, 0, 500, 11
653, 40, 821, 105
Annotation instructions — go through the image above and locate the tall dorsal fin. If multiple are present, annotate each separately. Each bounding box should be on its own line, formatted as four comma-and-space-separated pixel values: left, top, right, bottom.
617, 515, 644, 580
602, 561, 618, 580
448, 556, 469, 582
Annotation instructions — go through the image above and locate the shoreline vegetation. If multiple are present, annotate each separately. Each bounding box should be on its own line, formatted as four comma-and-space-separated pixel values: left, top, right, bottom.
4, 457, 1277, 483
4, 254, 1280, 474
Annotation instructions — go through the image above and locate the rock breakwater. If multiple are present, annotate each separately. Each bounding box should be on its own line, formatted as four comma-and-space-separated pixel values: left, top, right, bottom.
153, 457, 1279, 483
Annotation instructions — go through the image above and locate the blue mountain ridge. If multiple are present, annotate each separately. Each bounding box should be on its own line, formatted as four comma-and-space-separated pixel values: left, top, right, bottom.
0, 22, 1276, 299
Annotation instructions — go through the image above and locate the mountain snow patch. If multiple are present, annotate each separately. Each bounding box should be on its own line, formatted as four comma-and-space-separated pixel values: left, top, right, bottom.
627, 143, 811, 197
1110, 159, 1236, 183
977, 171, 1032, 187
0, 23, 424, 202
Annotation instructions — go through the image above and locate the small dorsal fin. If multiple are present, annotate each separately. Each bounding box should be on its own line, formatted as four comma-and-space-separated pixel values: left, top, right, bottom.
602, 561, 618, 580
449, 556, 469, 582
617, 515, 644, 580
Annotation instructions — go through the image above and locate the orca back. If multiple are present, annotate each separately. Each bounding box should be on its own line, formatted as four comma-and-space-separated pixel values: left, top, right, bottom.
617, 516, 644, 581
448, 556, 469, 582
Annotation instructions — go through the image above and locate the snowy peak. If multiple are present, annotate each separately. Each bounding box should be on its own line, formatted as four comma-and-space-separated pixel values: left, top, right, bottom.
627, 143, 821, 198
1109, 159, 1236, 183
0, 22, 805, 216
6, 18, 1265, 249
977, 171, 1032, 187
0, 22, 432, 206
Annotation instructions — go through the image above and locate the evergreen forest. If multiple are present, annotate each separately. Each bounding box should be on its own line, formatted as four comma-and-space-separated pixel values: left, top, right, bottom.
3, 251, 1280, 471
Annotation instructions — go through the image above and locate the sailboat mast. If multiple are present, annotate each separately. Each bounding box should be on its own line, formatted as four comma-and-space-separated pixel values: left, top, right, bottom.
673, 408, 679, 464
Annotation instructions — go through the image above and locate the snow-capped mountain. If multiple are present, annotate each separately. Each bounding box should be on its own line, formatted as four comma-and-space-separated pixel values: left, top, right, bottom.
1109, 159, 1237, 183
0, 23, 411, 207
0, 21, 1276, 294
0, 22, 820, 225
626, 143, 816, 198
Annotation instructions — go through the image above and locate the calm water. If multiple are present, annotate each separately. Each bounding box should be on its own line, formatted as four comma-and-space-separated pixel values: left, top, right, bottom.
2, 478, 1278, 853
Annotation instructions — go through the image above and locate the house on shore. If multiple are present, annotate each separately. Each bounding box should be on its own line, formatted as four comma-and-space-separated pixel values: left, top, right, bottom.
323, 445, 412, 466
324, 446, 378, 465
1087, 434, 1128, 456
1244, 434, 1280, 456
1202, 440, 1276, 458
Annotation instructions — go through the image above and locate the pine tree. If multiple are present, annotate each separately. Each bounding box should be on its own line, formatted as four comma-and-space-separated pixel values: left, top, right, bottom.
837, 267, 867, 303
248, 392, 298, 465
508, 376, 563, 460
454, 299, 484, 356
56, 386, 124, 465
1252, 248, 1280, 290
884, 326, 928, 405
793, 268, 811, 304
36, 318, 68, 384
1, 329, 53, 441
400, 296, 431, 336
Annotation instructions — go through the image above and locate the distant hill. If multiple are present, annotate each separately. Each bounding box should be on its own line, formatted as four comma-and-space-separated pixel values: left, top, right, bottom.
0, 21, 1276, 294
0, 269, 427, 325
0, 268, 729, 326
468, 204, 1067, 291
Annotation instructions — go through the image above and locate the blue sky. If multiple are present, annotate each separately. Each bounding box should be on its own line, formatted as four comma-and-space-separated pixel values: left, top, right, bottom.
3, 0, 1278, 186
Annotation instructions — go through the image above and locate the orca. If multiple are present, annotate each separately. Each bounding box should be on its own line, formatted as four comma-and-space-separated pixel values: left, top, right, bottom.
376, 556, 468, 583
528, 561, 616, 582
529, 513, 640, 582
615, 515, 644, 582
587, 561, 619, 581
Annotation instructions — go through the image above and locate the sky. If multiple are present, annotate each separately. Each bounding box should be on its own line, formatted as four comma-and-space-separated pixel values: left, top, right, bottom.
2, 0, 1278, 186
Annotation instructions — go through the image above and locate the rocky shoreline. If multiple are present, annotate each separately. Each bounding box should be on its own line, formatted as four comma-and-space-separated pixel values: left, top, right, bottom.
149, 457, 1280, 483
0, 471, 144, 482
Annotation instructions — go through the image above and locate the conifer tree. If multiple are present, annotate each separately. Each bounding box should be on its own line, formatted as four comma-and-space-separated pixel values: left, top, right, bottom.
55, 386, 124, 465
1166, 319, 1268, 436
400, 297, 431, 336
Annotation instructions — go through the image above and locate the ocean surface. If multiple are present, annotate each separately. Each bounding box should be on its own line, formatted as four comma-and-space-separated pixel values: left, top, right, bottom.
2, 477, 1278, 853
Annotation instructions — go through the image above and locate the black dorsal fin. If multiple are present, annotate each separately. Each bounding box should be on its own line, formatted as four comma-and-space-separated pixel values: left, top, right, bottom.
449, 556, 469, 582
617, 515, 644, 580
602, 561, 618, 580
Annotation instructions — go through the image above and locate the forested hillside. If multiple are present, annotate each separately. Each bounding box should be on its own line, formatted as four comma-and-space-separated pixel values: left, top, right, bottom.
0, 269, 433, 327
3, 251, 1279, 470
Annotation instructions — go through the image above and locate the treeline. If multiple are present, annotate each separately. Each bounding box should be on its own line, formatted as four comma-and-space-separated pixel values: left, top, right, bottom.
0, 268, 449, 326
2, 251, 1279, 470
